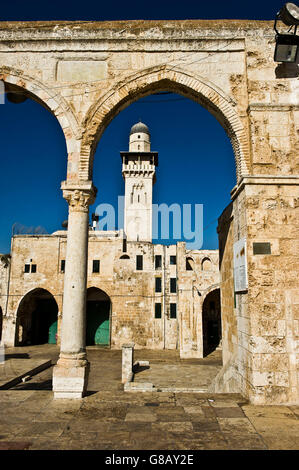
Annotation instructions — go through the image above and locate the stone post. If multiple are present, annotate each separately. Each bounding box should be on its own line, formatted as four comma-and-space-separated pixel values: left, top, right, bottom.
53, 181, 96, 399
122, 343, 134, 384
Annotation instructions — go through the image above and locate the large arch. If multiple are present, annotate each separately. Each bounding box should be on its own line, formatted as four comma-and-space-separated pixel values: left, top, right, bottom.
0, 67, 81, 163
80, 65, 250, 182
15, 288, 58, 346
86, 287, 111, 346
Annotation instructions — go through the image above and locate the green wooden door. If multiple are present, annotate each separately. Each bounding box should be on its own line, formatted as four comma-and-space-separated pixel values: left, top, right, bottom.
94, 318, 110, 345
48, 318, 57, 344
86, 301, 110, 346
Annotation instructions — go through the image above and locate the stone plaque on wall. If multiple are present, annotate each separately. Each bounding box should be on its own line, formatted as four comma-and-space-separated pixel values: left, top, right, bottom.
233, 237, 248, 293
57, 60, 108, 82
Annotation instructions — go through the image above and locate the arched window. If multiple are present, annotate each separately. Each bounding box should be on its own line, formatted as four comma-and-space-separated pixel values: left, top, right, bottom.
120, 254, 130, 260
202, 257, 212, 271
186, 257, 194, 271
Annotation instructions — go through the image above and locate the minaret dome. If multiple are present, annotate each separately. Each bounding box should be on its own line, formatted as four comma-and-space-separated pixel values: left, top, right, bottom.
129, 121, 151, 152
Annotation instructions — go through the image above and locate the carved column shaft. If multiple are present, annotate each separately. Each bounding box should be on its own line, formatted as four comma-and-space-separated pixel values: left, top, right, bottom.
53, 181, 96, 399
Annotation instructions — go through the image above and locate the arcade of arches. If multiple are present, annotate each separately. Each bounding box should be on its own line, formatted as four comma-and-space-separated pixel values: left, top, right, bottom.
0, 19, 298, 405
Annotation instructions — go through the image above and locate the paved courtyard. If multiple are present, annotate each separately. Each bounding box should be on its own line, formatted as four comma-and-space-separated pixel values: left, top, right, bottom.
0, 345, 298, 450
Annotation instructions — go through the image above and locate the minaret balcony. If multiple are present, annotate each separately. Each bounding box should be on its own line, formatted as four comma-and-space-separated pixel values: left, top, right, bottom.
122, 163, 156, 175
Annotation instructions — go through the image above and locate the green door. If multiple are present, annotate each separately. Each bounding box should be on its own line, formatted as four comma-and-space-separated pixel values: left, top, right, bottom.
86, 301, 110, 346
94, 318, 110, 345
48, 318, 57, 344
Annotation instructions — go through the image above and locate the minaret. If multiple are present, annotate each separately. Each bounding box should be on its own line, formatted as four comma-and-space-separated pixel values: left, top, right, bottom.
120, 122, 158, 242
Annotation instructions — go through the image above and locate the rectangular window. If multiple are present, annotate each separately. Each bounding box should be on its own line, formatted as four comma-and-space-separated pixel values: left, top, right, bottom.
61, 260, 65, 273
155, 277, 162, 293
155, 255, 162, 269
170, 255, 176, 265
24, 264, 30, 273
170, 278, 177, 293
136, 255, 143, 271
31, 264, 37, 273
155, 303, 162, 319
92, 260, 100, 273
170, 303, 177, 319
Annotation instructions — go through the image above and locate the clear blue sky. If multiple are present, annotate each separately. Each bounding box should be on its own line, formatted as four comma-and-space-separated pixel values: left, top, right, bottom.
0, 1, 285, 252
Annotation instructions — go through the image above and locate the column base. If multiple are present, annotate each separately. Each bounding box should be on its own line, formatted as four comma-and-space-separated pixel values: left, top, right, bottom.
52, 352, 89, 399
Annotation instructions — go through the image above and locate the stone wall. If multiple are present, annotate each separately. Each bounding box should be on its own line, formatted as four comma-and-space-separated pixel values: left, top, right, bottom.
0, 18, 298, 403
1, 232, 219, 355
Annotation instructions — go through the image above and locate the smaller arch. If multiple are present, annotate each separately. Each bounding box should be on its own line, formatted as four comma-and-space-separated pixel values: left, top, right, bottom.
16, 288, 58, 346
86, 287, 111, 346
202, 257, 212, 271
186, 257, 194, 271
0, 68, 81, 165
120, 254, 130, 260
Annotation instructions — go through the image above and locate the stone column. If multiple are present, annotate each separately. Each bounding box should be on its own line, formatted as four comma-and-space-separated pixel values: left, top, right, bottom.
53, 181, 96, 399
122, 343, 134, 384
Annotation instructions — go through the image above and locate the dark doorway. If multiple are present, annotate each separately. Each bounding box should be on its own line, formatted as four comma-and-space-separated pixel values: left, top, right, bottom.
31, 298, 58, 345
16, 289, 58, 346
86, 288, 111, 346
202, 288, 221, 357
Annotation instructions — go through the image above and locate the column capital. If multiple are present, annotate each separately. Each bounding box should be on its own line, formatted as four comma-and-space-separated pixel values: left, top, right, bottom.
61, 181, 97, 212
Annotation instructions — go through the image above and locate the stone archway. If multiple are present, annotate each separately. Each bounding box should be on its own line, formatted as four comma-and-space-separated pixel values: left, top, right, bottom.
79, 65, 250, 182
16, 288, 58, 346
202, 288, 221, 357
86, 287, 111, 346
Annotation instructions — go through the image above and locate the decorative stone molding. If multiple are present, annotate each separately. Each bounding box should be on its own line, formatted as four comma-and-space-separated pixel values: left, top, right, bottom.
61, 181, 97, 212
56, 351, 88, 368
231, 175, 299, 200
248, 103, 299, 112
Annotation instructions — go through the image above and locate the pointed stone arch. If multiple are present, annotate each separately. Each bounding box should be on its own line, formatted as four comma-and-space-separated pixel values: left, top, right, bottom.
80, 65, 250, 182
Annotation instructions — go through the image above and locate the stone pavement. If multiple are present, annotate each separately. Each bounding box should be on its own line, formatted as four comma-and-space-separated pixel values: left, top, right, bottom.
133, 349, 222, 391
0, 345, 298, 450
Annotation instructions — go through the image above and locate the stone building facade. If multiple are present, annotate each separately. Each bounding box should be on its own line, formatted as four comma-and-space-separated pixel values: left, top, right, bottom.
0, 19, 298, 403
0, 123, 220, 360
